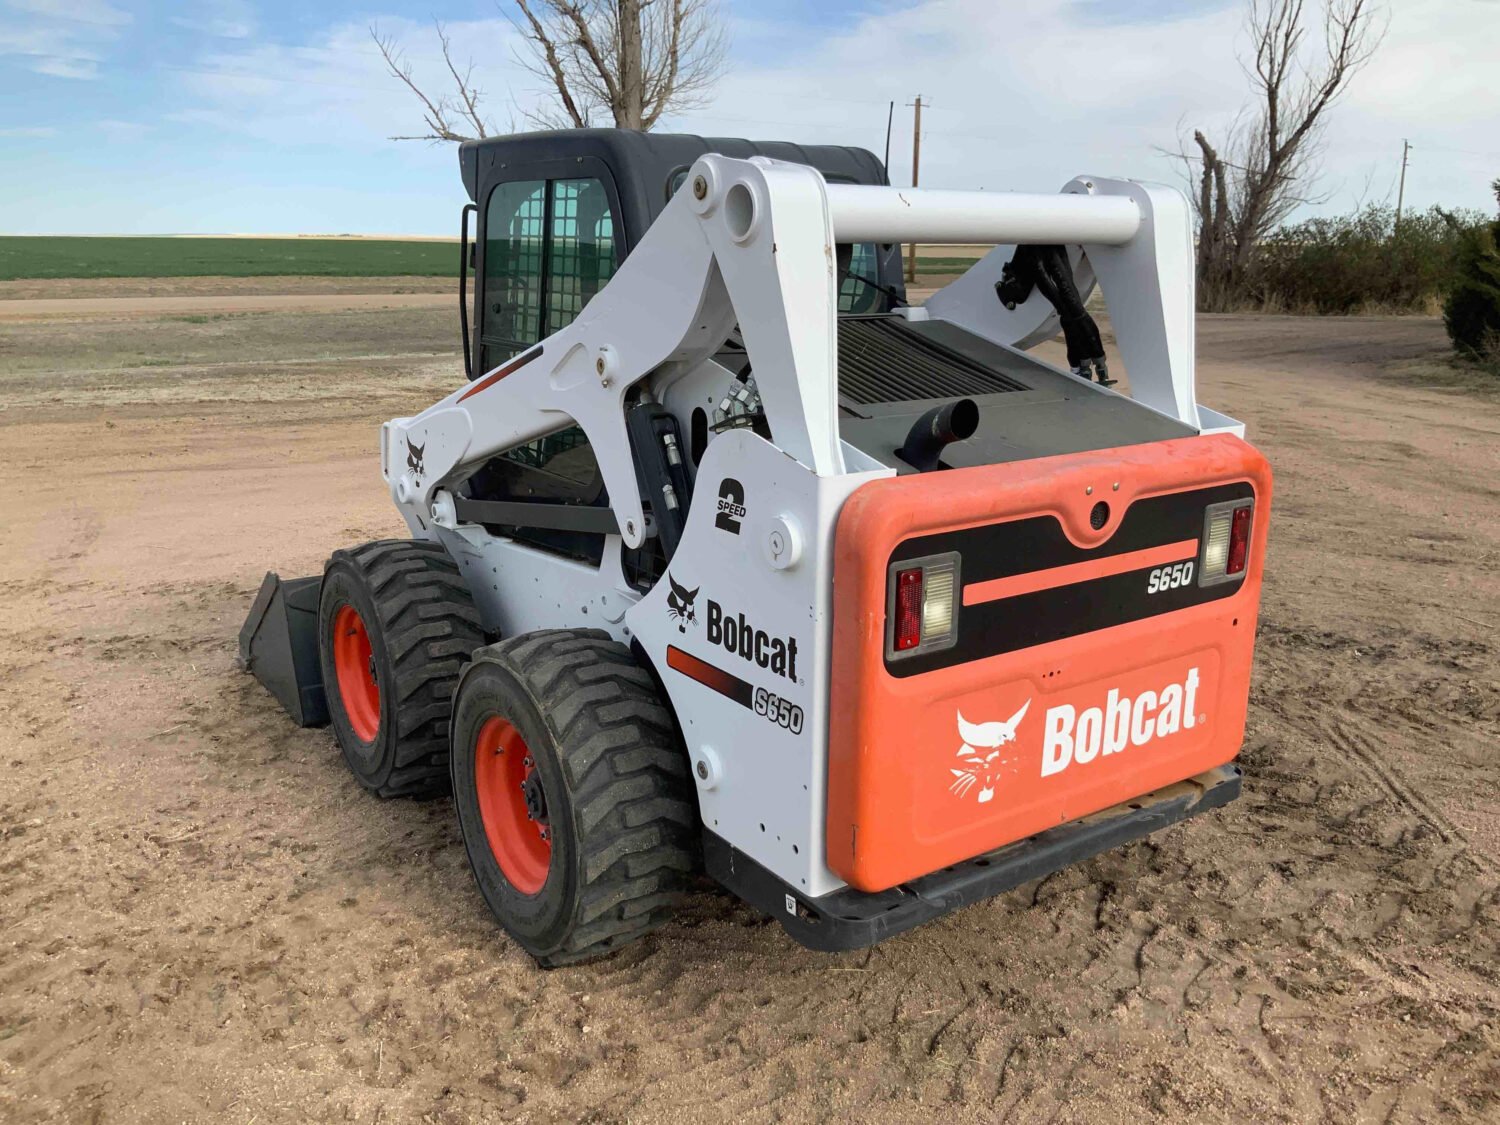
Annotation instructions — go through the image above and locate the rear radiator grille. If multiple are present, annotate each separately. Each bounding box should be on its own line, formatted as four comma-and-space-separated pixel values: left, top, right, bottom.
837, 317, 1029, 405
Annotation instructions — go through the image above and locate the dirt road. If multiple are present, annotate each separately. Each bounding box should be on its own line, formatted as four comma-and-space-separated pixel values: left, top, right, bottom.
0, 302, 1496, 1123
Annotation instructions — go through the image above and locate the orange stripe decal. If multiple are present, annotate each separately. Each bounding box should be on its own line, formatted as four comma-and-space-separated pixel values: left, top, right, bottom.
457, 345, 543, 403
963, 538, 1199, 606
666, 645, 755, 707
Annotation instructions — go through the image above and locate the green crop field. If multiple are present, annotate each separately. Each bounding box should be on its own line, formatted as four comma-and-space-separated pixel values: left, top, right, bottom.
0, 236, 461, 280
0, 236, 983, 282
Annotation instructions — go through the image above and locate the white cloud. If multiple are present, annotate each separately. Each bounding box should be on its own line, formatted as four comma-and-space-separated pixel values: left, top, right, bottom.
0, 124, 55, 136
97, 118, 149, 139
174, 17, 529, 145
172, 0, 1500, 216
4, 0, 130, 26
0, 0, 127, 80
171, 0, 256, 40
0, 22, 99, 56
673, 0, 1499, 216
31, 54, 97, 78
671, 1, 1249, 195
1318, 0, 1500, 212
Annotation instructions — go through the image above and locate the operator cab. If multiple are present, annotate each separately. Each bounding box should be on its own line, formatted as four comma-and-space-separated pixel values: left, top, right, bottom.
458, 128, 904, 379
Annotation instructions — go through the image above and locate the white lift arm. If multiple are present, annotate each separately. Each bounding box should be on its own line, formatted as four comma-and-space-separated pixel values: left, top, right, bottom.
825, 184, 1142, 246
382, 155, 1204, 545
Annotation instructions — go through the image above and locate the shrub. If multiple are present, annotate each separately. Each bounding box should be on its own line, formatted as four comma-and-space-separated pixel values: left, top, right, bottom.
1443, 180, 1500, 363
1243, 203, 1482, 315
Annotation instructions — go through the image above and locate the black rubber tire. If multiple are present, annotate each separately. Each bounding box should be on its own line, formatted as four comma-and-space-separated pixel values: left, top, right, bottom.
450, 629, 698, 967
318, 539, 484, 799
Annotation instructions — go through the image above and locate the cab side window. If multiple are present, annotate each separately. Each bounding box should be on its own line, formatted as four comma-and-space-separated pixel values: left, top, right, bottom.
480, 177, 617, 372
482, 180, 545, 367
839, 240, 882, 314
547, 178, 617, 332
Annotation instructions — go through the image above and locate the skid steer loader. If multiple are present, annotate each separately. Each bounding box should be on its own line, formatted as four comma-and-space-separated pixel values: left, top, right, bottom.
240, 129, 1270, 966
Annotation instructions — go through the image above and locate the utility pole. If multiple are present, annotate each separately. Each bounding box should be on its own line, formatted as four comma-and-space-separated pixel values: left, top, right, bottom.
906, 95, 923, 284
882, 100, 894, 176
1395, 139, 1411, 235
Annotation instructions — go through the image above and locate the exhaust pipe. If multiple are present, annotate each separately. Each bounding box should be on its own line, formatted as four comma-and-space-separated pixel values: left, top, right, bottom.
897, 397, 979, 472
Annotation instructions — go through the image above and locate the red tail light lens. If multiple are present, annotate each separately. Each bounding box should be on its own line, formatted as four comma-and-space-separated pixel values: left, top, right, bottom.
893, 568, 923, 650
1226, 505, 1252, 575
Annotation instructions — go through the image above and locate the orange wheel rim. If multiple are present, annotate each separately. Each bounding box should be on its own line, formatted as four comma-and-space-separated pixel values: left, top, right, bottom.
332, 604, 380, 742
474, 716, 552, 895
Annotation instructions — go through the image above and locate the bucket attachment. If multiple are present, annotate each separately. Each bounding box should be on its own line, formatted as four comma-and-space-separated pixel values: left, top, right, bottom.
238, 572, 328, 727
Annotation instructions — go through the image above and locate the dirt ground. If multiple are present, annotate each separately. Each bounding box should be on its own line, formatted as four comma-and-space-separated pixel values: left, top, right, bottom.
0, 294, 1496, 1124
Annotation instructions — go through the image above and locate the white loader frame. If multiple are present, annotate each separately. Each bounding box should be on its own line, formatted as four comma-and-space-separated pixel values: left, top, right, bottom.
379, 153, 1239, 898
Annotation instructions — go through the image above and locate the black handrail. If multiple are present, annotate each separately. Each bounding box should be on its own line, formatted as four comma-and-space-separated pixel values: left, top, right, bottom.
459, 202, 477, 380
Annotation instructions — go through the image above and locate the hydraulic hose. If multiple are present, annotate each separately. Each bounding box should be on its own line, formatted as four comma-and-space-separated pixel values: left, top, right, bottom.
995, 245, 1115, 386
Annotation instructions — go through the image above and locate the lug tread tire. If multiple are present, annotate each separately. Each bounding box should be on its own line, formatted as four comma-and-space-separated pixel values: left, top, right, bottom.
462, 629, 697, 967
323, 539, 484, 799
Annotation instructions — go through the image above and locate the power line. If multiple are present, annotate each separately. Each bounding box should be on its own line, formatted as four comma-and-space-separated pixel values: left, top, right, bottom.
680, 111, 870, 133
1418, 143, 1500, 160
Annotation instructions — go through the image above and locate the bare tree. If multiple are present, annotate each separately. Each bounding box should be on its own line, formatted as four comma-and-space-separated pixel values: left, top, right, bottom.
1187, 0, 1383, 309
373, 23, 498, 142
375, 1, 727, 142
512, 0, 726, 130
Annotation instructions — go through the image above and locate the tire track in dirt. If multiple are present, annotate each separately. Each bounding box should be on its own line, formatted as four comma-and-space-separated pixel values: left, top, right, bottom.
1324, 717, 1486, 863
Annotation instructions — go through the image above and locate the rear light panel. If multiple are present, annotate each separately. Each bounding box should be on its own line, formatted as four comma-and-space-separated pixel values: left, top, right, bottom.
894, 568, 923, 650
1227, 505, 1252, 574
1199, 498, 1254, 586
885, 552, 961, 660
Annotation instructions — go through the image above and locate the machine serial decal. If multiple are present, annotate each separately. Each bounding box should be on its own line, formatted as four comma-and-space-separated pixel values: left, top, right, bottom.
405, 437, 426, 481
666, 646, 804, 733
715, 477, 746, 535
948, 667, 1205, 800
665, 573, 699, 632
951, 702, 1030, 803
889, 482, 1254, 677
1146, 561, 1195, 593
754, 687, 805, 734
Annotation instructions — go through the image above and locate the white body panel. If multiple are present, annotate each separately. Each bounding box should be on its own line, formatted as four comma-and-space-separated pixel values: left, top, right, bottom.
626, 429, 885, 897
380, 154, 1244, 896
436, 527, 638, 639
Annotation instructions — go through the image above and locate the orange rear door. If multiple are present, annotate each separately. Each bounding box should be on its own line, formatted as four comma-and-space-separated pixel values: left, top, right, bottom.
827, 434, 1271, 892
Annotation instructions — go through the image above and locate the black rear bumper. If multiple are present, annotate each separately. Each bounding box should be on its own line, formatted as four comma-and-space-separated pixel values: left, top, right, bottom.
704, 764, 1241, 953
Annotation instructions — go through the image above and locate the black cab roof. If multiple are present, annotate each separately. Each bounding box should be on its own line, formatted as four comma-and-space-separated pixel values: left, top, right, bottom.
459, 128, 889, 237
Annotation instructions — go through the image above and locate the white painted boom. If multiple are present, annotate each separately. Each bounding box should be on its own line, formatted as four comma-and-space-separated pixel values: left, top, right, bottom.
824, 184, 1142, 246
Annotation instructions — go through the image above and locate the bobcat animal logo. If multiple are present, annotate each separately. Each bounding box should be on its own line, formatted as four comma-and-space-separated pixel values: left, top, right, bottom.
406, 437, 426, 480
666, 573, 699, 632
950, 700, 1030, 803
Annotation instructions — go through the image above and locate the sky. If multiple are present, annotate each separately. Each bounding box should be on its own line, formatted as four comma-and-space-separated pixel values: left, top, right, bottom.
0, 0, 1496, 235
